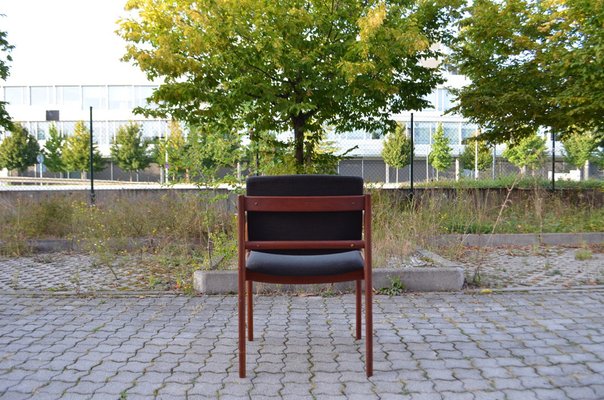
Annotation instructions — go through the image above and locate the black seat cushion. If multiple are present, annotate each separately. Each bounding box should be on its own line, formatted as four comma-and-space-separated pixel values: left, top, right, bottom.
246, 250, 364, 277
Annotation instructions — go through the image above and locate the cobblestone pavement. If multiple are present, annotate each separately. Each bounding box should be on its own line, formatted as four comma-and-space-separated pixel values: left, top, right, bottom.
1, 291, 603, 400
457, 245, 604, 289
0, 254, 167, 293
2, 245, 603, 294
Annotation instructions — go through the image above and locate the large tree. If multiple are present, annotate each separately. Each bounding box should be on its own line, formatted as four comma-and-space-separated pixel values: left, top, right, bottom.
450, 0, 604, 144
62, 121, 105, 179
111, 122, 152, 181
0, 124, 39, 174
118, 0, 462, 171
0, 27, 14, 130
381, 123, 412, 183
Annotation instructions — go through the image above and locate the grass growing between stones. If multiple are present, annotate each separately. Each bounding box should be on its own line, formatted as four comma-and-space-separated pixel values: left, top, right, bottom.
1, 186, 602, 291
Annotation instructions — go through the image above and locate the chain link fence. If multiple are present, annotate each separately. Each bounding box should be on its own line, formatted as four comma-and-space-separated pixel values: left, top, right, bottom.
6, 119, 604, 183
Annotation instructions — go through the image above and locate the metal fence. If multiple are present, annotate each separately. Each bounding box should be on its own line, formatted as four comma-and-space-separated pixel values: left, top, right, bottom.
5, 119, 604, 183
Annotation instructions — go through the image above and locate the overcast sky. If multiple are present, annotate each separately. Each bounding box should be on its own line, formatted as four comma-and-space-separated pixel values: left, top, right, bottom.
2, 0, 150, 85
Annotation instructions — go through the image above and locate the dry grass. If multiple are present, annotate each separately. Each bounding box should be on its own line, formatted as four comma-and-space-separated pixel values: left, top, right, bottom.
1, 187, 602, 267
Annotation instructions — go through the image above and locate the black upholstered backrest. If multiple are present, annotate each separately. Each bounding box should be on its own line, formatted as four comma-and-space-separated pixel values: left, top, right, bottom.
246, 175, 364, 252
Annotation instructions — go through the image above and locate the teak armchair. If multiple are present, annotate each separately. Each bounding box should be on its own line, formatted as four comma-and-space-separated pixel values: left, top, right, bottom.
237, 175, 373, 378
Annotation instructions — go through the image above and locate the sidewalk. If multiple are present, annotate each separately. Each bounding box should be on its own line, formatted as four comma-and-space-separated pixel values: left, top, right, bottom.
1, 290, 604, 399
1, 246, 604, 399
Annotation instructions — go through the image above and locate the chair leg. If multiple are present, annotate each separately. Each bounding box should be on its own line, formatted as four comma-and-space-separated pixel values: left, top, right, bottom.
365, 279, 373, 377
355, 280, 362, 340
238, 277, 246, 378
247, 281, 254, 341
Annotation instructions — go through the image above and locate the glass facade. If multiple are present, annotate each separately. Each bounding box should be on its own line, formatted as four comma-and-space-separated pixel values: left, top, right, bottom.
443, 122, 459, 143
461, 124, 478, 141
134, 86, 155, 108
30, 86, 51, 106
82, 86, 107, 109
4, 86, 26, 105
109, 86, 132, 110
57, 86, 81, 107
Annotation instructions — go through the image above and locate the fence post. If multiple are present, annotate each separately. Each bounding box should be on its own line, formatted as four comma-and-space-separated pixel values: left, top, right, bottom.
89, 106, 95, 205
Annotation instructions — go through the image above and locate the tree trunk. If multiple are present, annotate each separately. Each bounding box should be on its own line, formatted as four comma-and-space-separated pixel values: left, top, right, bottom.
292, 116, 305, 173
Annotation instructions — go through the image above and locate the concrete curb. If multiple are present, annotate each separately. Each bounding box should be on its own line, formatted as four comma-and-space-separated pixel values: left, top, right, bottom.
439, 232, 604, 247
193, 266, 465, 294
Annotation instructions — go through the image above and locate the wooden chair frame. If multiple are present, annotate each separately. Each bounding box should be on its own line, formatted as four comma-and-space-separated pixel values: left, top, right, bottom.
238, 194, 373, 378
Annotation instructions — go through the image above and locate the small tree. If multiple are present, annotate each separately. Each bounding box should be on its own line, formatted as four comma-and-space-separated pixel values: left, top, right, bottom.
111, 122, 152, 181
459, 133, 492, 178
0, 124, 40, 175
183, 124, 241, 184
561, 130, 597, 180
156, 121, 187, 182
62, 121, 105, 179
593, 142, 604, 170
502, 132, 546, 175
428, 123, 453, 180
382, 124, 412, 183
43, 124, 67, 177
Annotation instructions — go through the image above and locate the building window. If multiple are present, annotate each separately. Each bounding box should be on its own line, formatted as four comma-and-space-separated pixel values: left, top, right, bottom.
134, 86, 156, 108
57, 86, 81, 107
462, 124, 478, 141
108, 86, 133, 110
30, 86, 51, 106
83, 86, 107, 109
413, 122, 432, 144
422, 91, 437, 110
443, 122, 460, 145
4, 86, 26, 105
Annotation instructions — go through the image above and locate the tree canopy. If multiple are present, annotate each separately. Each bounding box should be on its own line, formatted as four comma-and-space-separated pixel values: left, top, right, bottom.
428, 123, 453, 180
502, 132, 546, 175
382, 123, 412, 182
119, 0, 462, 171
111, 122, 152, 180
62, 121, 105, 178
0, 124, 39, 174
0, 27, 14, 130
43, 124, 67, 174
450, 0, 604, 144
459, 133, 492, 173
561, 130, 601, 179
184, 124, 241, 185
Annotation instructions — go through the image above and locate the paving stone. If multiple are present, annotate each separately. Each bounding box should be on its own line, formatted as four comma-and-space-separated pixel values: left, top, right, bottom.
1, 286, 604, 400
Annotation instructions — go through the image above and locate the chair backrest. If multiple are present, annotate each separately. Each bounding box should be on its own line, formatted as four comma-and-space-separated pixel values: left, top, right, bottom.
246, 175, 364, 253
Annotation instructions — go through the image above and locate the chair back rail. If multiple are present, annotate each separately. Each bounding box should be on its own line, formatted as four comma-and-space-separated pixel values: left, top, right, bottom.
244, 195, 365, 212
